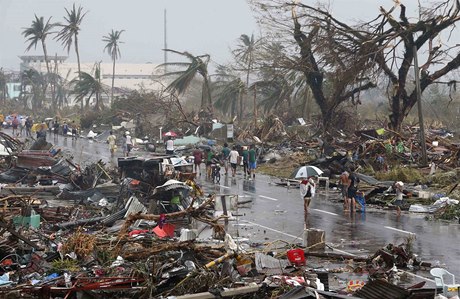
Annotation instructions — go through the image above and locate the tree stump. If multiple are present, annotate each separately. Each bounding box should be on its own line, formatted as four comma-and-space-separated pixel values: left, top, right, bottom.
303, 228, 325, 251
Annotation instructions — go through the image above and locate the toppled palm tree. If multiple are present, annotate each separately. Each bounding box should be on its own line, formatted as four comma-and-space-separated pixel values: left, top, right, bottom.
159, 49, 213, 114
71, 63, 106, 110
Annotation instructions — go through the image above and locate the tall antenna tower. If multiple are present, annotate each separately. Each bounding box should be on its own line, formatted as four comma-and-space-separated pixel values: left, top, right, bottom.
164, 9, 167, 73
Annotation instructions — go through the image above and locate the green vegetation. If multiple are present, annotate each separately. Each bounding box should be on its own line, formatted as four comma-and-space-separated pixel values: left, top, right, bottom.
51, 259, 80, 272
375, 166, 423, 183
435, 204, 460, 221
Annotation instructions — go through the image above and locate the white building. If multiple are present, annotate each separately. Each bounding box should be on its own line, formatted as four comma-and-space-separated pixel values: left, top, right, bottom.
19, 55, 166, 106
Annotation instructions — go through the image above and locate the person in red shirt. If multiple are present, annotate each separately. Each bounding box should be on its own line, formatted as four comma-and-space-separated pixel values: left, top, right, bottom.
12, 116, 19, 136
192, 147, 204, 176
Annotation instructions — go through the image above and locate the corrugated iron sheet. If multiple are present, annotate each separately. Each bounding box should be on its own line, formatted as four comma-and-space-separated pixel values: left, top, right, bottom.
124, 196, 147, 218
355, 279, 409, 299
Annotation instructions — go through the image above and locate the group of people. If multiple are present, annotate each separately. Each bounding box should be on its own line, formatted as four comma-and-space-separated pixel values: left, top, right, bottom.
191, 143, 258, 180
9, 115, 80, 141
51, 119, 79, 140
10, 115, 33, 137
106, 130, 134, 157
339, 170, 361, 212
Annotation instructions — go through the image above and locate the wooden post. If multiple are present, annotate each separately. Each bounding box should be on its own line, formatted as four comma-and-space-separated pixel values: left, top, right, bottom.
303, 228, 325, 251
221, 195, 228, 226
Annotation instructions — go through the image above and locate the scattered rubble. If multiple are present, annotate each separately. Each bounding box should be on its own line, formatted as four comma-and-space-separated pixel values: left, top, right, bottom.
0, 124, 458, 298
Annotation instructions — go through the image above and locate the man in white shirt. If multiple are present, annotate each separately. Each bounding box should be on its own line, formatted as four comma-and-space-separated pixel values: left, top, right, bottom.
165, 136, 174, 155
228, 145, 239, 177
20, 117, 26, 137
107, 131, 117, 157
124, 131, 134, 157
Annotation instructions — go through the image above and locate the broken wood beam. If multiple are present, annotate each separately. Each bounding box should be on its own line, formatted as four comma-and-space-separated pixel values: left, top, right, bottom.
304, 251, 368, 262
174, 283, 259, 299
0, 220, 43, 250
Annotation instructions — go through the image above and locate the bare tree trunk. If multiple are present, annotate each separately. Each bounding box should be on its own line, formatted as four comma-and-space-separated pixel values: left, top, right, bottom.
111, 58, 115, 106
203, 75, 213, 114
74, 34, 83, 112
253, 84, 257, 128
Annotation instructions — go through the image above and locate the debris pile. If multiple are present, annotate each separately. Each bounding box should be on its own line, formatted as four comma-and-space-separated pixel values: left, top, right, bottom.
0, 128, 454, 298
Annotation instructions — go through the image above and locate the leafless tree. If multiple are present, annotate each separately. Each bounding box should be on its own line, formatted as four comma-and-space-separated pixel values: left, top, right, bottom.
251, 0, 460, 132
250, 0, 377, 133
370, 1, 460, 130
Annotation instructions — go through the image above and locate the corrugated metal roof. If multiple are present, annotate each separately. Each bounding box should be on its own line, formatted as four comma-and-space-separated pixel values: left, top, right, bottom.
124, 196, 147, 218
355, 279, 409, 299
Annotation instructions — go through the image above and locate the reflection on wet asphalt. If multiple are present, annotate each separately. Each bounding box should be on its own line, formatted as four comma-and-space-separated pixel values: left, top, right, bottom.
198, 170, 460, 278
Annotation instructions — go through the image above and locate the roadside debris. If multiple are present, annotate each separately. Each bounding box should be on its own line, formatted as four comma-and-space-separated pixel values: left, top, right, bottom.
0, 125, 456, 298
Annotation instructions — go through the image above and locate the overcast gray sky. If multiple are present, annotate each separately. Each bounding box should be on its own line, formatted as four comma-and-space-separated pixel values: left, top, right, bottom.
0, 0, 260, 71
0, 0, 430, 71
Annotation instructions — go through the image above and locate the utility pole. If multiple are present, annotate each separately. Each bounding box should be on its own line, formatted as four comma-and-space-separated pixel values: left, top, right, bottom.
253, 84, 257, 128
413, 45, 428, 166
164, 9, 167, 74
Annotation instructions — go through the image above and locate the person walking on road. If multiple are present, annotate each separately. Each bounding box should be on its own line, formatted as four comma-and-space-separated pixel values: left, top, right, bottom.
165, 136, 174, 155
347, 171, 360, 212
248, 145, 257, 179
205, 148, 214, 179
229, 145, 239, 177
300, 177, 315, 221
25, 117, 33, 137
124, 131, 133, 157
221, 143, 230, 175
36, 123, 47, 141
339, 171, 350, 211
192, 147, 204, 176
393, 181, 405, 216
53, 119, 60, 139
19, 117, 26, 137
242, 146, 249, 178
62, 122, 69, 138
71, 121, 78, 140
107, 131, 117, 157
12, 116, 19, 136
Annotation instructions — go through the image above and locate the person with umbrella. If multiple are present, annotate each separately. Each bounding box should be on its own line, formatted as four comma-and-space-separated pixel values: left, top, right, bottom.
300, 177, 315, 221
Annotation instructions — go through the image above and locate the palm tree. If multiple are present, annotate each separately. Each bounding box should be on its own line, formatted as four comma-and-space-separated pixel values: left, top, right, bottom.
213, 77, 246, 119
55, 4, 87, 110
159, 49, 213, 114
22, 15, 55, 75
102, 29, 124, 106
71, 63, 105, 110
0, 69, 9, 105
233, 34, 259, 120
20, 69, 46, 110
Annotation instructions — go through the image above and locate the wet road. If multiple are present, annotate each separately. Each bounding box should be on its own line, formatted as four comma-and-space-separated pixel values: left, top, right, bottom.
9, 130, 460, 279
196, 172, 460, 278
